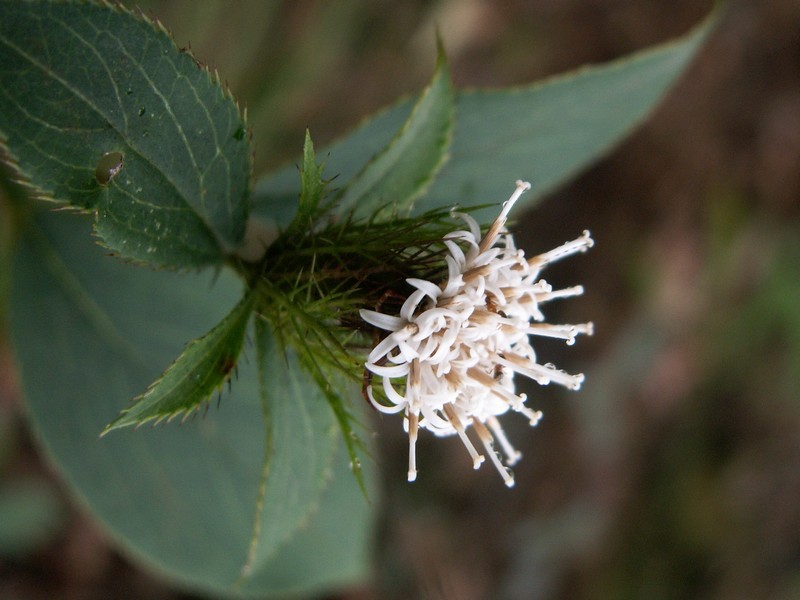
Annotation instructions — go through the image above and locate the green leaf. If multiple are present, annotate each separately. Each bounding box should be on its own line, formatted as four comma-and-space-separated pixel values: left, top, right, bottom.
335, 47, 454, 221
423, 15, 715, 221
10, 210, 372, 597
296, 349, 369, 496
236, 445, 374, 597
252, 14, 713, 224
237, 318, 340, 582
102, 288, 256, 433
299, 130, 328, 216
279, 129, 328, 238
0, 1, 250, 268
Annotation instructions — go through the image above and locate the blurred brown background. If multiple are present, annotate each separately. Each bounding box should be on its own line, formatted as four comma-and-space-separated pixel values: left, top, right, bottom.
2, 0, 799, 598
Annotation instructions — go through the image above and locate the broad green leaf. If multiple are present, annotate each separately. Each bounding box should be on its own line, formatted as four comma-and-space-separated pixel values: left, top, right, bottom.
10, 210, 372, 597
252, 14, 713, 224
335, 49, 454, 221
237, 445, 374, 597
103, 289, 256, 433
0, 1, 250, 268
238, 318, 340, 582
423, 15, 714, 221
295, 347, 369, 497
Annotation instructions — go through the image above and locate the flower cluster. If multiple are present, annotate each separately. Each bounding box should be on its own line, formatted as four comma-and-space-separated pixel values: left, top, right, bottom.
360, 181, 593, 486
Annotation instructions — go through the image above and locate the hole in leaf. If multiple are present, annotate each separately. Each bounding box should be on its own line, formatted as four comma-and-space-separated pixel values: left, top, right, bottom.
95, 151, 124, 186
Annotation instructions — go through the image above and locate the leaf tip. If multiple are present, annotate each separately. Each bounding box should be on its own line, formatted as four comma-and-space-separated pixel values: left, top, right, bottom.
434, 29, 448, 67
99, 413, 130, 437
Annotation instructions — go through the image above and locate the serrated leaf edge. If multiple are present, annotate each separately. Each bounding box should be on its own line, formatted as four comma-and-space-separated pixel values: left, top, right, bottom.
334, 47, 454, 220
458, 7, 716, 99
236, 318, 340, 586
0, 0, 253, 267
445, 10, 716, 209
100, 288, 256, 434
122, 0, 254, 195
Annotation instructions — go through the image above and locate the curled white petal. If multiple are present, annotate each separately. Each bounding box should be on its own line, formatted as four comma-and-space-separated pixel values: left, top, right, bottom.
382, 376, 408, 406
407, 277, 442, 301
366, 362, 409, 377
400, 289, 427, 322
360, 309, 404, 331
367, 385, 406, 414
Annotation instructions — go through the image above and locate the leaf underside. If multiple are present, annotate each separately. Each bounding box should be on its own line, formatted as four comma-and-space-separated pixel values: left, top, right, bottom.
0, 0, 250, 268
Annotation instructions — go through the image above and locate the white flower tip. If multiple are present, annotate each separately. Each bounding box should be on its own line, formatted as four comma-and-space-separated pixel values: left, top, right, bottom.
473, 455, 486, 469
565, 322, 594, 345
507, 451, 523, 466
570, 374, 585, 391
360, 308, 404, 332
504, 476, 516, 488
407, 469, 417, 482
495, 181, 533, 230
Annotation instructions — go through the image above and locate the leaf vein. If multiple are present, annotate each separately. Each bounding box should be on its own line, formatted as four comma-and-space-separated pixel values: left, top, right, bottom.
64, 16, 130, 135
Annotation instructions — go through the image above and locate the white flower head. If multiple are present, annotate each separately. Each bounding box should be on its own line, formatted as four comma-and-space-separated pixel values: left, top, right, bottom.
360, 181, 593, 487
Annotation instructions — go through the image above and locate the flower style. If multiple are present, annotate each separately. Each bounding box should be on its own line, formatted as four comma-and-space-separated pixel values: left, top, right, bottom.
360, 181, 593, 487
